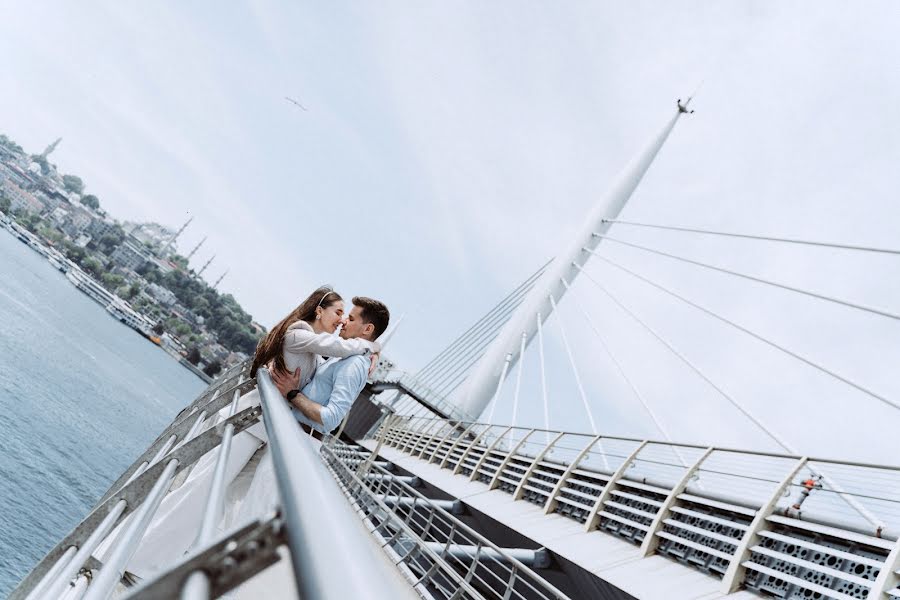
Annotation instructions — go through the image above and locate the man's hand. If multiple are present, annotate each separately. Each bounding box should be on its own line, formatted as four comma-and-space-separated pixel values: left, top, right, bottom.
271, 367, 301, 397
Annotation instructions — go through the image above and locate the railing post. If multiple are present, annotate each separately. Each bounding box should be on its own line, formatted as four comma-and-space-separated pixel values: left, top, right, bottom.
640, 447, 714, 556
415, 420, 448, 458
453, 426, 494, 475
870, 535, 900, 598
403, 418, 437, 454
357, 414, 397, 477
543, 435, 601, 513
720, 456, 809, 594
511, 431, 564, 500
584, 441, 649, 532
489, 430, 538, 490
423, 420, 462, 463
394, 416, 423, 451
439, 423, 477, 469
469, 427, 514, 481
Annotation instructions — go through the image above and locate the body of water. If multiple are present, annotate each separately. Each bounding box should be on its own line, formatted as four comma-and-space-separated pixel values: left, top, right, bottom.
0, 229, 206, 596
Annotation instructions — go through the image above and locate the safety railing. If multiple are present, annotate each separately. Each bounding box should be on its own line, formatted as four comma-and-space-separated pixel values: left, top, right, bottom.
11, 364, 419, 600
321, 440, 570, 600
372, 415, 900, 600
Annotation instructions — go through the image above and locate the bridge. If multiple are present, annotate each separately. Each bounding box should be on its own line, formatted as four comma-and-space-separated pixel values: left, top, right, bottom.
11, 100, 900, 599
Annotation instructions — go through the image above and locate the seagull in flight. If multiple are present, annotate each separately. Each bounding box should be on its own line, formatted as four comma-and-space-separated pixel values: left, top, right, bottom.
285, 96, 308, 112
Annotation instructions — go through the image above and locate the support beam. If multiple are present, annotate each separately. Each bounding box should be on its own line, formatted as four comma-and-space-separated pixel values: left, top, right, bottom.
376, 495, 465, 516
364, 474, 421, 488
720, 456, 809, 594
640, 447, 714, 556
423, 542, 551, 570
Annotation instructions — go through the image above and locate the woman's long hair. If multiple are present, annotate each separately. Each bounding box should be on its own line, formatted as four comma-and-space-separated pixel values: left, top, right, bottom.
250, 286, 343, 378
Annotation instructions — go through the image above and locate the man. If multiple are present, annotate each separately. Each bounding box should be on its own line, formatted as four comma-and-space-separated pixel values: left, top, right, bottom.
271, 296, 389, 438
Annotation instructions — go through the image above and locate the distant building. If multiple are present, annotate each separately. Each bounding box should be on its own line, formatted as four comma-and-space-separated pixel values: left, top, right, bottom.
48, 206, 70, 228
146, 282, 178, 307
1, 179, 45, 215
124, 221, 176, 252
86, 217, 118, 240
60, 207, 93, 239
73, 233, 93, 248
110, 241, 153, 271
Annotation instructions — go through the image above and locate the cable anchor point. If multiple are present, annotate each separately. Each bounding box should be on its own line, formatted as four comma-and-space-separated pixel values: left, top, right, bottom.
677, 97, 695, 114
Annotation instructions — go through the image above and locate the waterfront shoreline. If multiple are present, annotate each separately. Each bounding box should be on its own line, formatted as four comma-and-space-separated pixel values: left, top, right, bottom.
0, 214, 212, 383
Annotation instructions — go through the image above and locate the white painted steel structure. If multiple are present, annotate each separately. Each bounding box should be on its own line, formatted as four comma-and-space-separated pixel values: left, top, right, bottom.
460, 100, 692, 419
370, 415, 900, 600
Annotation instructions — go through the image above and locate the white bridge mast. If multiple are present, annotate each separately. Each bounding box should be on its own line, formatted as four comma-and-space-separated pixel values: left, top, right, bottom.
458, 99, 693, 419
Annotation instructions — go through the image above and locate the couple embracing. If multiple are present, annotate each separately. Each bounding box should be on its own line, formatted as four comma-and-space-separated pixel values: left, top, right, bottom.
118, 286, 390, 580
251, 286, 390, 438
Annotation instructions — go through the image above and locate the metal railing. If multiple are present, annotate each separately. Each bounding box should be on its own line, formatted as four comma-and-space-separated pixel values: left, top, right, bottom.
321, 441, 570, 600
12, 364, 420, 600
374, 414, 900, 600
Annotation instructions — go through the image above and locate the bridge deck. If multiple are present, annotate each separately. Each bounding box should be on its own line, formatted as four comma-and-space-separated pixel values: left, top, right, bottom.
365, 441, 763, 600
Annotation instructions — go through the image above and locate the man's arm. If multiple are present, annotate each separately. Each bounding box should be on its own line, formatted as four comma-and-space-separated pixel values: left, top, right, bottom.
289, 392, 324, 425
269, 367, 325, 425
312, 359, 367, 432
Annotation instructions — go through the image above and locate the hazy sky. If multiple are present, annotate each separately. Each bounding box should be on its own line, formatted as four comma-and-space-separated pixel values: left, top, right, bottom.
2, 2, 898, 463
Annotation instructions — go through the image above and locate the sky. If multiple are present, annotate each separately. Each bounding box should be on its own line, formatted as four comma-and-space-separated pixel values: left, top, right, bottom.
1, 1, 899, 464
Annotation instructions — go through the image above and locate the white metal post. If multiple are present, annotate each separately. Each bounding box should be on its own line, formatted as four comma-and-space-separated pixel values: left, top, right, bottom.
870, 535, 900, 598
512, 432, 565, 501
584, 441, 649, 532
720, 456, 809, 594
469, 427, 514, 481
640, 447, 714, 557
543, 435, 602, 513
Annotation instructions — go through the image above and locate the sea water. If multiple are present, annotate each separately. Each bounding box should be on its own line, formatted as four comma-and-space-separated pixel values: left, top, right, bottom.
0, 229, 206, 595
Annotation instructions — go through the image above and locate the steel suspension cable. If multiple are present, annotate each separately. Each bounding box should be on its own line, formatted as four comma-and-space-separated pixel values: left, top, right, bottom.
419, 297, 527, 394
415, 298, 523, 388
548, 293, 597, 434
536, 312, 550, 444
575, 264, 885, 530
575, 263, 803, 451
560, 277, 679, 446
589, 236, 900, 322
511, 332, 527, 430
592, 253, 900, 412
602, 219, 900, 256
485, 353, 513, 424
415, 262, 548, 380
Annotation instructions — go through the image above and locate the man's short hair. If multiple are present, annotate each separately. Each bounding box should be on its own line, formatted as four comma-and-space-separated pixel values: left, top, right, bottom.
352, 296, 390, 339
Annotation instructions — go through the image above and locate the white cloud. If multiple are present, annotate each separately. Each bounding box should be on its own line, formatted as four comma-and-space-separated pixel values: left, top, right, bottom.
1, 1, 898, 463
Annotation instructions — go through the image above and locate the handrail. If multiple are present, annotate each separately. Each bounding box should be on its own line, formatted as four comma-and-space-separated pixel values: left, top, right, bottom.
255, 368, 414, 599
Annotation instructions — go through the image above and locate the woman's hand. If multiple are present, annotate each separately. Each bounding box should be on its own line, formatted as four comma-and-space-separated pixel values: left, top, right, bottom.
272, 367, 301, 398
368, 353, 380, 377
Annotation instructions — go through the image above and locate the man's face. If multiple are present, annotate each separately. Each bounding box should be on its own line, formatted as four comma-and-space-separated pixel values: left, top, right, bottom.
340, 306, 372, 340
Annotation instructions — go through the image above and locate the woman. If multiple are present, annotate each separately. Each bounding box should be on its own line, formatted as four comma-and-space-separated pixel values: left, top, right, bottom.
115, 286, 380, 578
